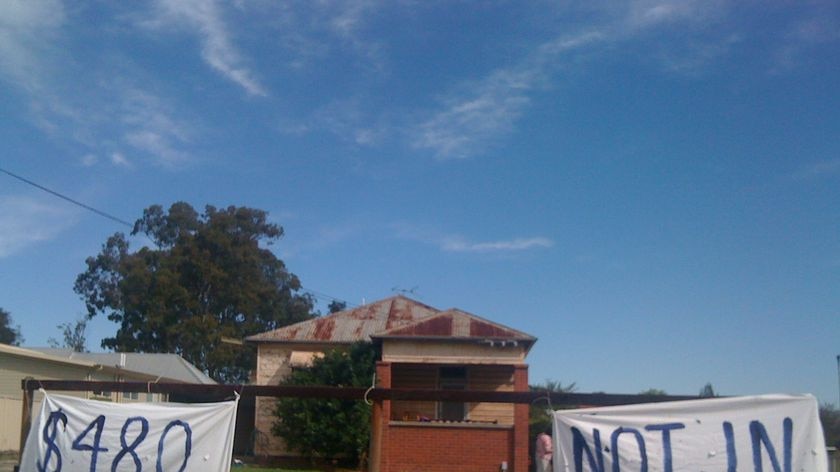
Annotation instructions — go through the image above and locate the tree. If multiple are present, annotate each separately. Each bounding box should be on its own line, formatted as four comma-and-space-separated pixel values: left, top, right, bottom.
821, 403, 840, 448
47, 318, 88, 352
638, 388, 668, 396
0, 308, 23, 345
328, 300, 348, 313
699, 382, 717, 398
273, 342, 377, 468
74, 202, 314, 383
529, 379, 577, 451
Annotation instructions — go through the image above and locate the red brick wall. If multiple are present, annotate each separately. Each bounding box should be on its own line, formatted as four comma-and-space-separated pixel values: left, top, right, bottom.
387, 424, 514, 472
513, 365, 529, 472
371, 362, 529, 472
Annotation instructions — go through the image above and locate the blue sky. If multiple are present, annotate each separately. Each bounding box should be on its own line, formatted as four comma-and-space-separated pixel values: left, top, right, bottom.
1, 0, 839, 405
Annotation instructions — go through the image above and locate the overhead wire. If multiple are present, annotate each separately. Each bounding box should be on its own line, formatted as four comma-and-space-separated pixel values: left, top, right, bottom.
1, 166, 133, 228
1, 166, 354, 309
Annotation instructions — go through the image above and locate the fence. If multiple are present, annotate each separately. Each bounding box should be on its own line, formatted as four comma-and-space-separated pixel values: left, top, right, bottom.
17, 379, 696, 456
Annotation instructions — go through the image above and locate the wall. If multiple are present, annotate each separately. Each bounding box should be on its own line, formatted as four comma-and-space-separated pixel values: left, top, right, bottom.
0, 351, 166, 453
382, 340, 526, 365
253, 342, 335, 457
390, 364, 515, 425
387, 423, 514, 472
372, 362, 530, 472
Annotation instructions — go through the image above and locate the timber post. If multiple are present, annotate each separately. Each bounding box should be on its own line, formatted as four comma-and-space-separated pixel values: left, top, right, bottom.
18, 378, 35, 464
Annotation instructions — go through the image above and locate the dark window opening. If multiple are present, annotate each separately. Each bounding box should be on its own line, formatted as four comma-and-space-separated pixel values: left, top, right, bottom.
438, 366, 467, 421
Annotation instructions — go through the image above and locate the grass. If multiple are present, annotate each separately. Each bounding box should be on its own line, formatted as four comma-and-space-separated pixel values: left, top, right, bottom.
238, 468, 320, 472
240, 465, 320, 472
237, 465, 354, 472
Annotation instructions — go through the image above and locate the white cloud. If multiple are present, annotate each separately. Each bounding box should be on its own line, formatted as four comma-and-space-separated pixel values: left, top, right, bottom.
261, 0, 384, 70
622, 0, 725, 30
110, 152, 131, 168
118, 87, 193, 168
442, 236, 554, 253
151, 0, 267, 96
774, 15, 840, 70
0, 195, 75, 258
392, 222, 553, 254
0, 0, 64, 90
412, 31, 603, 159
80, 154, 98, 167
410, 0, 735, 160
794, 159, 840, 180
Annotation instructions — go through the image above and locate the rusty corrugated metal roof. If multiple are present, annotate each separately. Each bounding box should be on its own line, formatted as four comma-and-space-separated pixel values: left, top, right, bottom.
245, 295, 440, 343
373, 309, 537, 343
246, 296, 537, 346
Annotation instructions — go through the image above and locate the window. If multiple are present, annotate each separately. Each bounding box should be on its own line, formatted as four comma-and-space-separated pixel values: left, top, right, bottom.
125, 391, 139, 400
438, 366, 467, 421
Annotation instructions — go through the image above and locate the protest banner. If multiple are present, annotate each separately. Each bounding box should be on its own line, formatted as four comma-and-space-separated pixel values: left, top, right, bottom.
553, 394, 827, 472
20, 391, 238, 472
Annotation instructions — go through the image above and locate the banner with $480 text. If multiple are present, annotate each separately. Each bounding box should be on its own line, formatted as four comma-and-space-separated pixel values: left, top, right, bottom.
20, 391, 238, 472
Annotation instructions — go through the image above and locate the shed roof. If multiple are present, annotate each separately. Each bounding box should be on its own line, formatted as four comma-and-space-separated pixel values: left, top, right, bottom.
28, 348, 216, 384
246, 295, 536, 349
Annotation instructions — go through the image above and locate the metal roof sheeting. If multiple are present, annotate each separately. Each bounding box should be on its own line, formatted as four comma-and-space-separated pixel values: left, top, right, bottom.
246, 295, 439, 343
28, 348, 216, 384
246, 295, 536, 346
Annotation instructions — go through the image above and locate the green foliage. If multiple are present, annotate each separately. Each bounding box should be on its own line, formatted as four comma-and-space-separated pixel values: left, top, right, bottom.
273, 343, 377, 467
74, 202, 314, 383
48, 317, 88, 352
529, 379, 577, 452
0, 307, 23, 345
327, 300, 347, 314
821, 403, 840, 448
699, 382, 717, 398
638, 388, 668, 396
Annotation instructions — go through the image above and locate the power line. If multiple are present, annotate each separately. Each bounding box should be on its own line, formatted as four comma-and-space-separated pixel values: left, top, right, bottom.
0, 166, 134, 228
301, 286, 356, 308
1, 167, 356, 308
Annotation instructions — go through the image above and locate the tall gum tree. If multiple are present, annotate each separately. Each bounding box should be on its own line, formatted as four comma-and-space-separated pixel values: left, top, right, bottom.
75, 202, 314, 383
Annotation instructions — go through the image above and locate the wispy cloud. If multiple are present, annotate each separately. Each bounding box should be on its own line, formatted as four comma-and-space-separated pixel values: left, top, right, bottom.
261, 0, 384, 71
793, 159, 840, 180
442, 236, 554, 253
774, 15, 840, 71
0, 0, 64, 91
109, 152, 132, 168
411, 31, 604, 159
392, 222, 553, 254
150, 0, 267, 96
0, 2, 196, 170
411, 0, 733, 160
0, 195, 76, 258
119, 88, 193, 168
620, 0, 727, 31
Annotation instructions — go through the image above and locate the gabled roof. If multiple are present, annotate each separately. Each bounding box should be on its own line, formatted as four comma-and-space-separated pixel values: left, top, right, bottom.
246, 295, 440, 343
246, 295, 536, 350
27, 348, 216, 384
373, 309, 536, 345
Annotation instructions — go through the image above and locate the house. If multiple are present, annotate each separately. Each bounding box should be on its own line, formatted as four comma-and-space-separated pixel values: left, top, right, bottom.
0, 343, 215, 452
246, 295, 536, 472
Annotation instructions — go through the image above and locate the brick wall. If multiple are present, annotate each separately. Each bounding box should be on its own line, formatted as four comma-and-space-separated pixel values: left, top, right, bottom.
372, 362, 529, 472
388, 424, 514, 472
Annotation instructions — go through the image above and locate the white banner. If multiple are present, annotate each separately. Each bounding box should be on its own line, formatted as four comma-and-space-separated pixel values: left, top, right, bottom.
553, 394, 827, 472
20, 391, 238, 472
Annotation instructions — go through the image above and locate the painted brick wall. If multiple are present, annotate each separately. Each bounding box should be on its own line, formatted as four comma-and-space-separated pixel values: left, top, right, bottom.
387, 424, 514, 472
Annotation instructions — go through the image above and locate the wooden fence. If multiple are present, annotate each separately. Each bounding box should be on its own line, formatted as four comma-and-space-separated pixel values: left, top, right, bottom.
18, 378, 698, 457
